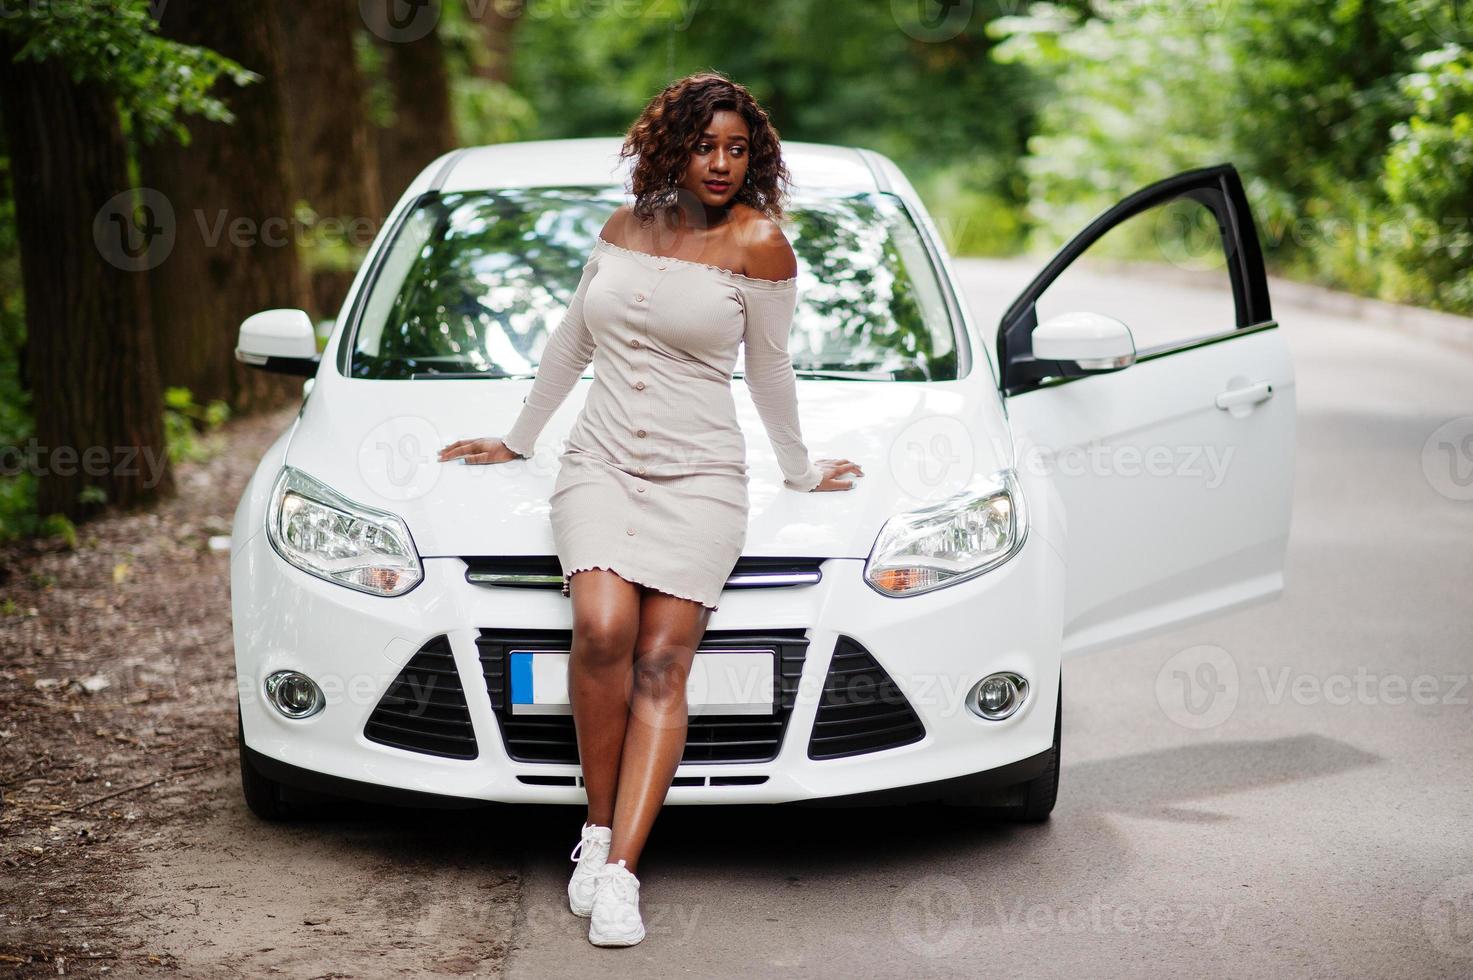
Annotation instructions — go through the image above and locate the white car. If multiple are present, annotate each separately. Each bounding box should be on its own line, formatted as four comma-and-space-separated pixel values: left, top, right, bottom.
231, 138, 1295, 821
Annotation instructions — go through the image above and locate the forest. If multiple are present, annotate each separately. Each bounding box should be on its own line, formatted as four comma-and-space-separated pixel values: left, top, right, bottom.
0, 0, 1468, 540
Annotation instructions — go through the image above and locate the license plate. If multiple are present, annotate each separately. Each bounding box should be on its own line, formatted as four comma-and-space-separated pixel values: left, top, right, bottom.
508, 648, 776, 716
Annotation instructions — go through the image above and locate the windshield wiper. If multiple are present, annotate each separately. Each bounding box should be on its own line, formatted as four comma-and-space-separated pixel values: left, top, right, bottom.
408, 370, 538, 380
791, 368, 894, 381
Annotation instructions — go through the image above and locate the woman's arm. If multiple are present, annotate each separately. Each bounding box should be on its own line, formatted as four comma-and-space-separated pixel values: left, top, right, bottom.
500, 249, 602, 458
740, 277, 824, 492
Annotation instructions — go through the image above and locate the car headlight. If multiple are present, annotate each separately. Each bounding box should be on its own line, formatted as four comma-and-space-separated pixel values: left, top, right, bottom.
864, 468, 1027, 597
265, 465, 423, 596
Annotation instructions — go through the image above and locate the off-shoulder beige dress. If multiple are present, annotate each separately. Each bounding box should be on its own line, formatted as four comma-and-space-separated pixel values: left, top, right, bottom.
500, 236, 823, 611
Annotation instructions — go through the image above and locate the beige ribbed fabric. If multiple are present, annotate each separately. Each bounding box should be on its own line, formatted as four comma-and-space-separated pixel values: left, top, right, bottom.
500, 236, 823, 611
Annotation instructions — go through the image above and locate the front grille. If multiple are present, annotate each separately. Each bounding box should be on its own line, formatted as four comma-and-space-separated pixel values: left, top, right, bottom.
807, 636, 926, 760
364, 635, 478, 760
476, 627, 809, 764
463, 555, 824, 591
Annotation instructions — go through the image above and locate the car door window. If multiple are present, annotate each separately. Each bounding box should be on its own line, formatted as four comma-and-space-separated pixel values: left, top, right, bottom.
1034, 197, 1238, 356
996, 165, 1274, 396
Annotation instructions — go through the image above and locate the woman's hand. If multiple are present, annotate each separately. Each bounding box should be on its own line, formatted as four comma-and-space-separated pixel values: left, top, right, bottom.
811, 457, 864, 491
437, 437, 522, 465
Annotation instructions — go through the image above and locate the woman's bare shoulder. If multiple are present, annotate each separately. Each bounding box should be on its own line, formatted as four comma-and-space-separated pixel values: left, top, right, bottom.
734, 209, 797, 282
597, 205, 634, 247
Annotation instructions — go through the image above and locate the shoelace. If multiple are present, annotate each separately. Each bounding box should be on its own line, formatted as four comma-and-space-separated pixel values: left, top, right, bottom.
570, 828, 610, 863
593, 863, 638, 902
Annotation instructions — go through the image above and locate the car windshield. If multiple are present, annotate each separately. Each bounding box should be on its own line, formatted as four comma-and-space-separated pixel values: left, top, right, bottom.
347, 186, 958, 381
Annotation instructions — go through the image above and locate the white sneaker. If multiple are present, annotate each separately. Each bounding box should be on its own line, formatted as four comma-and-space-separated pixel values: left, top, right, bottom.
567, 822, 612, 917
587, 858, 646, 947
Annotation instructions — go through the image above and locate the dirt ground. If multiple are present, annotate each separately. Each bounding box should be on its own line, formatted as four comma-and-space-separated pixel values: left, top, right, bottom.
0, 404, 520, 978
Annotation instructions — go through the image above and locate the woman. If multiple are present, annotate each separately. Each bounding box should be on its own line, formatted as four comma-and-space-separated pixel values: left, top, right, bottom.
437, 71, 863, 947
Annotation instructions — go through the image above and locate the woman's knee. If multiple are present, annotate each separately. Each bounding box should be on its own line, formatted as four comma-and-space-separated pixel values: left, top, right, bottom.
630, 643, 694, 703
571, 617, 637, 668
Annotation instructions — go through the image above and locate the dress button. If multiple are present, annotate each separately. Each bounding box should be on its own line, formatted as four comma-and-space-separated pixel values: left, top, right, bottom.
636, 466, 647, 475
657, 264, 667, 271
629, 339, 640, 348
626, 528, 635, 536
634, 381, 645, 390
637, 486, 646, 493
636, 429, 647, 438
634, 292, 645, 302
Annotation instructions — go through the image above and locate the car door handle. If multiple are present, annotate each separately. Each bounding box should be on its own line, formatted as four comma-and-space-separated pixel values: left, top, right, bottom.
1215, 381, 1273, 412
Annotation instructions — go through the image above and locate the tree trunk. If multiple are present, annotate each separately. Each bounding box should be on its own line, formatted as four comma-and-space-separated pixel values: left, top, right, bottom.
274, 0, 383, 318
0, 39, 174, 520
471, 0, 519, 85
367, 11, 457, 210
140, 0, 310, 413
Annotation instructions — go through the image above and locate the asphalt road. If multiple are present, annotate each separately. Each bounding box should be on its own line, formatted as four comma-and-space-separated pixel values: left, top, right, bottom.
498, 259, 1473, 977
119, 258, 1473, 978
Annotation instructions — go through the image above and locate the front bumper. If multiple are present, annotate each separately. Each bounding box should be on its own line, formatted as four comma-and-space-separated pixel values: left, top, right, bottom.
231, 525, 1065, 807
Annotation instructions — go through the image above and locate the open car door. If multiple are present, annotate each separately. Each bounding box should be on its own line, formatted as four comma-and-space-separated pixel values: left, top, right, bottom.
1000, 164, 1296, 656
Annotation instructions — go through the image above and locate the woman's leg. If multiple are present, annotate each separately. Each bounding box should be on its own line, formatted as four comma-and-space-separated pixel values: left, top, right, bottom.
566, 569, 644, 828
605, 588, 712, 873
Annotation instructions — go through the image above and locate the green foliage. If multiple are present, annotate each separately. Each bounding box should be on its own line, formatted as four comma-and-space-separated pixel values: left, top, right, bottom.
990, 0, 1473, 314
437, 3, 537, 146
1382, 45, 1473, 310
991, 3, 1236, 254
510, 0, 1037, 254
0, 0, 258, 147
0, 149, 37, 543
162, 386, 231, 465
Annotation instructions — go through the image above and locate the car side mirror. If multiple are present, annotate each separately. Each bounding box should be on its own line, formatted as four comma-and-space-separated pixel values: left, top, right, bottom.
235, 309, 321, 377
1032, 312, 1136, 371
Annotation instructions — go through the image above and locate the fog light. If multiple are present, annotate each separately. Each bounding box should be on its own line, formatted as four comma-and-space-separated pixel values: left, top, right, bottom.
264, 670, 325, 719
969, 672, 1028, 720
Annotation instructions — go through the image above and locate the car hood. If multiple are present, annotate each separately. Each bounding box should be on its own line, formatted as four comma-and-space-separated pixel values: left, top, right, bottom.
284, 374, 1012, 559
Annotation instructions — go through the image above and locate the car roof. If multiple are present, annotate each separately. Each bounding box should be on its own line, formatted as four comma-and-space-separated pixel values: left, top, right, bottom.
435, 137, 882, 196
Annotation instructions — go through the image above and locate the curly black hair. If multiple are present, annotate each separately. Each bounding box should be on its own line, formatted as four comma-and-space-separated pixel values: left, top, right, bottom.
618, 70, 794, 223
